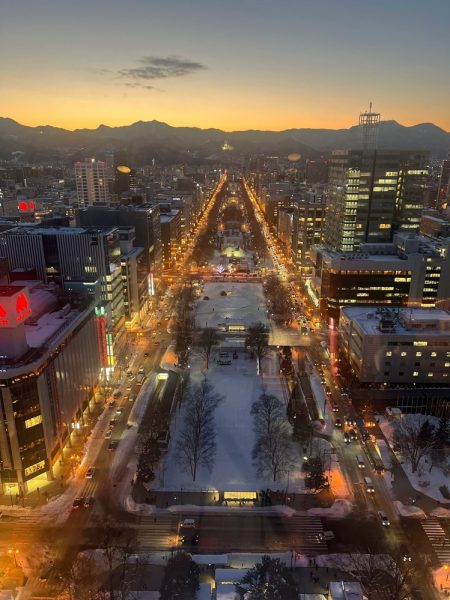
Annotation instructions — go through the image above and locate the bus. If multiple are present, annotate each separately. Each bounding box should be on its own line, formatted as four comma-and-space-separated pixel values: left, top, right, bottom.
365, 439, 385, 473
355, 416, 370, 442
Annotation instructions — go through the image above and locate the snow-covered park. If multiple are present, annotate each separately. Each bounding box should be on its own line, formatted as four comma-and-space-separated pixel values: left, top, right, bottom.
194, 281, 268, 330
159, 352, 305, 493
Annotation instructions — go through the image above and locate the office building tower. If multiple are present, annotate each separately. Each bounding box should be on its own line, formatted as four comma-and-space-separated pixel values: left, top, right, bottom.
324, 150, 428, 252
0, 282, 101, 494
311, 232, 450, 321
0, 226, 125, 372
436, 158, 450, 212
75, 158, 108, 207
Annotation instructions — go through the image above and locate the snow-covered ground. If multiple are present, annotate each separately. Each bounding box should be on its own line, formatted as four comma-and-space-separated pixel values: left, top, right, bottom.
379, 415, 450, 502
159, 353, 304, 492
194, 282, 268, 330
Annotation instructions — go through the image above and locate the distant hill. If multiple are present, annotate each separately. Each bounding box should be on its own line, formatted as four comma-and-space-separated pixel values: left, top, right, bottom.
0, 117, 449, 163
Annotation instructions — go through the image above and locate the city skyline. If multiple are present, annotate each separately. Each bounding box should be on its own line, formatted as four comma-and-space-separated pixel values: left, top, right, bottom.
2, 0, 450, 131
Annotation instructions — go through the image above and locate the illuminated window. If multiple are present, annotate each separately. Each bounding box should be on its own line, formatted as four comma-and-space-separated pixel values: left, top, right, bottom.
401, 352, 407, 357
379, 224, 391, 229
25, 415, 43, 429
431, 352, 437, 357
413, 371, 419, 376
428, 372, 434, 377
414, 341, 427, 346
415, 352, 422, 357
385, 351, 392, 357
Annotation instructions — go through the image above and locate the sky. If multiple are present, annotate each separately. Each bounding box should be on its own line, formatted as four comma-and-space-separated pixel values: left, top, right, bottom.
1, 0, 450, 132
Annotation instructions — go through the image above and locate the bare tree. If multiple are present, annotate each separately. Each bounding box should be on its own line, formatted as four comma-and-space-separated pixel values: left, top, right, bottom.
175, 379, 223, 481
197, 327, 219, 370
246, 322, 270, 374
173, 315, 193, 368
391, 415, 435, 473
251, 393, 285, 438
252, 393, 296, 481
336, 551, 415, 600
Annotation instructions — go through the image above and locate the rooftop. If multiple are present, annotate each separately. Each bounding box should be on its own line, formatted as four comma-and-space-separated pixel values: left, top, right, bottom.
341, 306, 450, 336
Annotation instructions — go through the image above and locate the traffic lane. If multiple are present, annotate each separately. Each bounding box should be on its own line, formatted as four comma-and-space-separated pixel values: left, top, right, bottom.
190, 515, 299, 553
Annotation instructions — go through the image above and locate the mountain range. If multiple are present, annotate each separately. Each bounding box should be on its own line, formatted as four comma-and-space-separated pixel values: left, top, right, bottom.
0, 117, 449, 164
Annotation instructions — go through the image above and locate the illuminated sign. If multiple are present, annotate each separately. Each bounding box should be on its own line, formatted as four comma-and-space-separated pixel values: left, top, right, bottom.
18, 200, 35, 212
0, 288, 32, 327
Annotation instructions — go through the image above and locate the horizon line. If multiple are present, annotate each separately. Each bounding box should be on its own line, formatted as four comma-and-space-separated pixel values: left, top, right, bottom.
1, 115, 448, 135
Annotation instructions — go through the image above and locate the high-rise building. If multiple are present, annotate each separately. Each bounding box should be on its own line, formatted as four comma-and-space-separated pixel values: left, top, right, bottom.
311, 232, 450, 321
436, 158, 450, 212
0, 282, 101, 494
0, 226, 125, 371
76, 203, 162, 274
324, 150, 428, 252
75, 158, 108, 207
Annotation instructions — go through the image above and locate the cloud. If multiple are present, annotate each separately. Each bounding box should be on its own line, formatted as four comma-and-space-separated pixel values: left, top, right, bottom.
119, 55, 207, 87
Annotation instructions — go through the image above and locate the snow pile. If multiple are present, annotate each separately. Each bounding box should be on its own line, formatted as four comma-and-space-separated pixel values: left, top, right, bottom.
307, 499, 353, 519
393, 501, 427, 519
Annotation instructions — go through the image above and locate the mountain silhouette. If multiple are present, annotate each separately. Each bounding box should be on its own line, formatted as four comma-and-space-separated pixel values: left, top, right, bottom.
1, 117, 448, 163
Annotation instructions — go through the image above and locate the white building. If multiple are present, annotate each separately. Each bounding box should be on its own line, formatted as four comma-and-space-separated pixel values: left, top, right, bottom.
339, 306, 450, 385
75, 158, 108, 207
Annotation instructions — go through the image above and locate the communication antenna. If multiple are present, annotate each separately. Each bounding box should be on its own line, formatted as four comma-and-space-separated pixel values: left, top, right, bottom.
359, 102, 381, 150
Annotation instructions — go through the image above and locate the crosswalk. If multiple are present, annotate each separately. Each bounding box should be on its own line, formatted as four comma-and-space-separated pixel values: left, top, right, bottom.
420, 518, 450, 565
290, 515, 327, 555
133, 515, 179, 551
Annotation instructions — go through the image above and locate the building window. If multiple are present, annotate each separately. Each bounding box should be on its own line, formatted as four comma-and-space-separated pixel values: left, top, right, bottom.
431, 352, 437, 357
384, 372, 389, 376
416, 352, 422, 357
24, 415, 43, 429
413, 371, 419, 376
401, 352, 407, 357
385, 351, 392, 357
428, 372, 434, 377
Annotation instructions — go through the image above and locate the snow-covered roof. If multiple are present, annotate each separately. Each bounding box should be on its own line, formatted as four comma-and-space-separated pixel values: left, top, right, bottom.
341, 306, 450, 336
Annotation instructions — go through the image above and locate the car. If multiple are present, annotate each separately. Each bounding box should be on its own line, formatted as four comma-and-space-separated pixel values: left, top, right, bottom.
129, 395, 136, 403
85, 467, 95, 479
109, 419, 118, 428
113, 390, 122, 399
399, 544, 411, 562
83, 496, 94, 508
108, 400, 116, 408
126, 370, 133, 376
349, 428, 357, 440
72, 497, 83, 509
104, 430, 112, 439
364, 477, 375, 493
138, 367, 145, 374
318, 530, 335, 541
378, 511, 390, 527
144, 352, 149, 357
180, 518, 197, 529
181, 533, 199, 545
335, 418, 342, 428
345, 416, 356, 426
116, 408, 123, 415
108, 440, 119, 451
343, 431, 351, 443
332, 403, 339, 412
